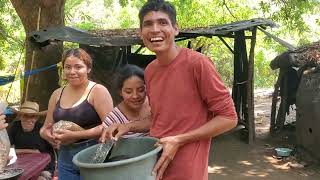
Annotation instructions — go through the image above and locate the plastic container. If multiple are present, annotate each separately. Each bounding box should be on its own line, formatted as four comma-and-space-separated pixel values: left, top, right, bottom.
73, 137, 162, 180
275, 148, 293, 157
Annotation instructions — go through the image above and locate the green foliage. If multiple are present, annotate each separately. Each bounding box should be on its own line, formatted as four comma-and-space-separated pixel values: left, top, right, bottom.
119, 0, 129, 7
254, 50, 277, 87
74, 21, 97, 30
117, 1, 141, 28
0, 55, 4, 69
1, 0, 320, 104
259, 0, 320, 45
0, 0, 24, 103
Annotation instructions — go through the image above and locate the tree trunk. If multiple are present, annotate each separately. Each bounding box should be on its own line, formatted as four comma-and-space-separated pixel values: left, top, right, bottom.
10, 0, 65, 110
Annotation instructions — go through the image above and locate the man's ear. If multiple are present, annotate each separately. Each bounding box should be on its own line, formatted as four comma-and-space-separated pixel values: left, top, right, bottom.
174, 23, 179, 36
139, 28, 143, 38
88, 68, 91, 74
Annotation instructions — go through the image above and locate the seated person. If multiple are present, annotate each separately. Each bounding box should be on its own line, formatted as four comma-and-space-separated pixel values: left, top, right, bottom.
100, 64, 151, 141
8, 101, 54, 179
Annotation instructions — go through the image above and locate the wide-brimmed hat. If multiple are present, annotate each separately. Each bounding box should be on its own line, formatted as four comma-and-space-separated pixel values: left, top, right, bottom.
12, 101, 47, 116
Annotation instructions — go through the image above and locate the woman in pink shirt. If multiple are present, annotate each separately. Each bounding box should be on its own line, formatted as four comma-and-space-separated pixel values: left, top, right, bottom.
100, 64, 150, 141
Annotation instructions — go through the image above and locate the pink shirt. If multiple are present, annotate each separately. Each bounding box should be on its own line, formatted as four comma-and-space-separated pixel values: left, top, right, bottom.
145, 48, 237, 180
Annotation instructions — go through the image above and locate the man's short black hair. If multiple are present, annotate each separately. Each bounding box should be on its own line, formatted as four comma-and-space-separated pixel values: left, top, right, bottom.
139, 0, 177, 27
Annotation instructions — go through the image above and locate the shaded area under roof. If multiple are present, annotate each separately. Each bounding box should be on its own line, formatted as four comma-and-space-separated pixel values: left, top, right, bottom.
29, 18, 276, 47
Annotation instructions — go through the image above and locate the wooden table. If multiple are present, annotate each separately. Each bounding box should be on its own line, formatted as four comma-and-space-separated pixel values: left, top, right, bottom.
8, 153, 51, 180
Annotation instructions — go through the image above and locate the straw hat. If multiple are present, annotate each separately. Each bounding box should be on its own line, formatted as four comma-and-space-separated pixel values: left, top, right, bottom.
12, 101, 47, 116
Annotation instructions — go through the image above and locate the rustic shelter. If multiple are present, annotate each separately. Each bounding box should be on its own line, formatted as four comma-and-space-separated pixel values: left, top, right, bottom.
270, 41, 320, 159
29, 18, 276, 144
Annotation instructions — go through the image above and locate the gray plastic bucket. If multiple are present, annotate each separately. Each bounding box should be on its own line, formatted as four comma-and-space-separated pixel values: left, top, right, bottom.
72, 137, 162, 180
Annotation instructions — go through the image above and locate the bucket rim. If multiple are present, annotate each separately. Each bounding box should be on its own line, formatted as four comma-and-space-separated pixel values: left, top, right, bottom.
72, 137, 162, 168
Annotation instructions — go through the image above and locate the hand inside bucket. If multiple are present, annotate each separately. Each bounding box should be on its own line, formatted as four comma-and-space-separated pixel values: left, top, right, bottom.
91, 140, 115, 164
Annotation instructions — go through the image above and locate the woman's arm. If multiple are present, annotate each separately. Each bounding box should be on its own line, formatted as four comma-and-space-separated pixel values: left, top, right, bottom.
92, 84, 114, 123
40, 89, 60, 148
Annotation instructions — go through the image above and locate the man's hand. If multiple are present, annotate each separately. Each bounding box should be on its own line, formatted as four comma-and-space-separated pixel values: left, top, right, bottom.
100, 123, 130, 143
153, 136, 181, 180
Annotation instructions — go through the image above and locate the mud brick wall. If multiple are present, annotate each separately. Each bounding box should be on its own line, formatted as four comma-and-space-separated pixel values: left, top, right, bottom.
296, 72, 320, 160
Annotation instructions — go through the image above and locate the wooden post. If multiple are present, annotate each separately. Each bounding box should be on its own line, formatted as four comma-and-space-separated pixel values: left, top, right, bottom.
247, 27, 257, 144
270, 71, 281, 133
276, 71, 288, 131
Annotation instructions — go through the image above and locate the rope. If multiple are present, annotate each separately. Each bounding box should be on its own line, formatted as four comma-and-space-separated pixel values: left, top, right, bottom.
25, 6, 41, 101
5, 42, 25, 102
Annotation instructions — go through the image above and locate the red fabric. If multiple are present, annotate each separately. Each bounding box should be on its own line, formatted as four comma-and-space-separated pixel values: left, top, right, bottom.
8, 153, 51, 180
145, 48, 237, 180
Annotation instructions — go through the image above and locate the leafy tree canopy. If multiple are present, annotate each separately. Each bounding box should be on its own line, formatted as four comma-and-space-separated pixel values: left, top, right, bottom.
1, 0, 319, 98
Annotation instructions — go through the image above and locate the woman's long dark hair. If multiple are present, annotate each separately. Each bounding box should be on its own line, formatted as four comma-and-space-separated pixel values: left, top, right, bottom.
116, 64, 145, 91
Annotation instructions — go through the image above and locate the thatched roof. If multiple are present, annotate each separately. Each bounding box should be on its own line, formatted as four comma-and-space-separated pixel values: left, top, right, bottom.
293, 41, 320, 67
270, 41, 320, 70
29, 18, 275, 47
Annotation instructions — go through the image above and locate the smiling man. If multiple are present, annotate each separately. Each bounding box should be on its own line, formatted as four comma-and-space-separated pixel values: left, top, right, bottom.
139, 1, 238, 180
103, 1, 238, 180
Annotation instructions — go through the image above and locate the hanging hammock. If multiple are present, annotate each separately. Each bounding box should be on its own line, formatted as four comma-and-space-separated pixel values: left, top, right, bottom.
0, 75, 15, 86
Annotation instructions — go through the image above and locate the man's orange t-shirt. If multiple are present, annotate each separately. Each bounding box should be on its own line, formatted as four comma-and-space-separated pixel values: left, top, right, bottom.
145, 48, 237, 180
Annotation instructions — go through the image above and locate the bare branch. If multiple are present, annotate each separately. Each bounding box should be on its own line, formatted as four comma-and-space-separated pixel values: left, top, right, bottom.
222, 0, 237, 20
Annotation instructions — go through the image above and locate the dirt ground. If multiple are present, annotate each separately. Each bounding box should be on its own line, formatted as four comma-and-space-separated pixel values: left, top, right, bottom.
208, 89, 320, 180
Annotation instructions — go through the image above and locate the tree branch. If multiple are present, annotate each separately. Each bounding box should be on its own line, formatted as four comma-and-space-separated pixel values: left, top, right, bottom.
223, 0, 237, 20
0, 27, 24, 46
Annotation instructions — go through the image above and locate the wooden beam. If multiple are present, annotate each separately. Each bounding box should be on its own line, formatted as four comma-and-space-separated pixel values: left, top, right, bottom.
216, 35, 252, 39
134, 45, 144, 54
175, 37, 191, 42
218, 36, 234, 54
257, 27, 296, 51
247, 27, 257, 144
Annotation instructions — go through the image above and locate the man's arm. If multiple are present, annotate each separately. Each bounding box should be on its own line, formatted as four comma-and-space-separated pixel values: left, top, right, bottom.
153, 115, 237, 180
175, 115, 237, 146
